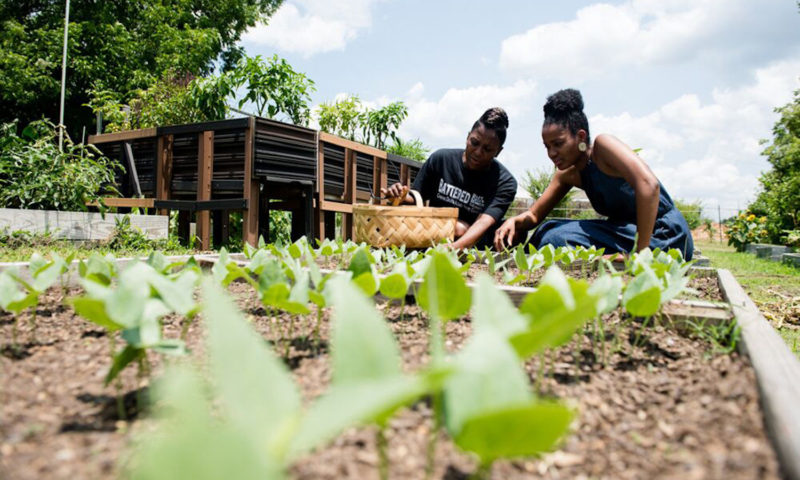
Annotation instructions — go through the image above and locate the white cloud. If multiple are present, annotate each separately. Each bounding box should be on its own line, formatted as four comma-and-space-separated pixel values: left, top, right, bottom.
499, 0, 799, 80
398, 80, 539, 143
243, 0, 380, 57
586, 58, 800, 214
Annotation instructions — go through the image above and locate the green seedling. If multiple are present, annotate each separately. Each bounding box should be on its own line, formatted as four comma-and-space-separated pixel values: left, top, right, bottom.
0, 268, 38, 350
511, 266, 602, 359
379, 261, 411, 321
71, 262, 191, 416
348, 247, 379, 297
444, 325, 573, 478
77, 252, 118, 285
415, 251, 471, 477
129, 276, 445, 480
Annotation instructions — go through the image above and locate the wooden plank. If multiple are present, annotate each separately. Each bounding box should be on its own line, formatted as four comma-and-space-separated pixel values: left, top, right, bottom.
196, 130, 214, 250
355, 191, 371, 202
156, 134, 173, 215
0, 208, 166, 240
242, 117, 259, 247
319, 131, 387, 158
320, 200, 354, 214
86, 197, 155, 209
88, 127, 158, 144
717, 268, 800, 480
157, 118, 249, 136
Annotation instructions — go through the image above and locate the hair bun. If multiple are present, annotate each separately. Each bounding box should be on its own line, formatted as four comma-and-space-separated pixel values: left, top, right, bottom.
480, 107, 509, 130
544, 89, 584, 116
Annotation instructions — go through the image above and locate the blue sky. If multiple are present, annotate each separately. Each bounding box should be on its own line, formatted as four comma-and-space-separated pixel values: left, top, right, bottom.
241, 0, 800, 217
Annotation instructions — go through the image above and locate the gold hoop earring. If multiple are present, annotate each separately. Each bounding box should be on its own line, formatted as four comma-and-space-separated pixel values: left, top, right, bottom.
578, 142, 587, 152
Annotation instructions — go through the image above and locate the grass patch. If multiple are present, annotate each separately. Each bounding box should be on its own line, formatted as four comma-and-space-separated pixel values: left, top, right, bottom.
0, 228, 195, 262
696, 240, 800, 357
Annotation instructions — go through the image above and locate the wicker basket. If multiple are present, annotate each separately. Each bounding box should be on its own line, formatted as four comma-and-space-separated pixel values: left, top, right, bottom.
353, 190, 458, 248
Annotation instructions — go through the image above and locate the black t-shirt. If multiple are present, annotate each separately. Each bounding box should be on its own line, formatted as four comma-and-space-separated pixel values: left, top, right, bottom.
412, 148, 517, 226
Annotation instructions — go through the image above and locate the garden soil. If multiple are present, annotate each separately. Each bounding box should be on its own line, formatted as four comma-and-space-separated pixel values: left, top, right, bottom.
0, 274, 781, 479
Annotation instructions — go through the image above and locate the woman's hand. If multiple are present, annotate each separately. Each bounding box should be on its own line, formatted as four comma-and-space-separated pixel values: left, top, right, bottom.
380, 182, 411, 205
494, 217, 517, 251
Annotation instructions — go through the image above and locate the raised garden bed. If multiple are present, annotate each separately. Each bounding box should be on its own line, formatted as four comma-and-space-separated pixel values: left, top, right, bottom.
1, 245, 798, 479
0, 208, 167, 241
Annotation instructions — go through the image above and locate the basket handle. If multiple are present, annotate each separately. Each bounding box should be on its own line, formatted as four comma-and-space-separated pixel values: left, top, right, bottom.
409, 189, 424, 207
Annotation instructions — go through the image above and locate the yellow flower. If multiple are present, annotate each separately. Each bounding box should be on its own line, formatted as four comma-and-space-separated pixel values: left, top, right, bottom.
739, 213, 746, 219
747, 214, 756, 222
759, 216, 767, 224
760, 230, 768, 236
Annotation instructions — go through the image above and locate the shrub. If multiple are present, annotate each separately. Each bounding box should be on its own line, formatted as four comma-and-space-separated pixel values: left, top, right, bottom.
674, 199, 702, 230
386, 137, 429, 162
0, 120, 120, 211
522, 167, 574, 217
726, 212, 769, 252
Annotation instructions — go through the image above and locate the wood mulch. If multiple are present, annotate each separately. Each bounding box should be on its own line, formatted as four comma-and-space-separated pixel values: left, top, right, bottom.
0, 272, 781, 479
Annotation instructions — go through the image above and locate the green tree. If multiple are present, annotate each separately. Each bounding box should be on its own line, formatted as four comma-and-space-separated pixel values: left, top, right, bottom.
749, 89, 800, 242
0, 0, 282, 135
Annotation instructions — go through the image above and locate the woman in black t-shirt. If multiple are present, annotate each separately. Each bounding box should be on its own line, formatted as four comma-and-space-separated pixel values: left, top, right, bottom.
382, 108, 517, 249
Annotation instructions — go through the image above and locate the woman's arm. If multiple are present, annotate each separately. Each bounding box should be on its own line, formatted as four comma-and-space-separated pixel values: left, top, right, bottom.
494, 173, 572, 250
450, 214, 497, 250
592, 134, 660, 252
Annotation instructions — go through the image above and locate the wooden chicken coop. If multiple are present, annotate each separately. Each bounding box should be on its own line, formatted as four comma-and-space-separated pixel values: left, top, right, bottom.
87, 116, 421, 249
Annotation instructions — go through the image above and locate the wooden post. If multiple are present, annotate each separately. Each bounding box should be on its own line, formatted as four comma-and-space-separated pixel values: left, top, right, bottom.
242, 117, 259, 247
315, 138, 326, 241
196, 130, 213, 250
213, 210, 230, 248
259, 189, 270, 245
342, 148, 356, 239
178, 210, 190, 245
400, 164, 410, 186
156, 134, 173, 216
373, 155, 387, 201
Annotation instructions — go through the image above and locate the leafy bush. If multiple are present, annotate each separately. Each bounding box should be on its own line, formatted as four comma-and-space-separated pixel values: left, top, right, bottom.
673, 199, 702, 230
0, 120, 120, 210
522, 167, 575, 217
782, 229, 800, 248
87, 72, 234, 132
726, 212, 769, 252
88, 54, 315, 132
386, 137, 429, 162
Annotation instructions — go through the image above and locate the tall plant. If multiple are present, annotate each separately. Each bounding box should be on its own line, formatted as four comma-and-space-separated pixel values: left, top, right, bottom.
360, 102, 408, 150
0, 120, 120, 210
316, 95, 364, 141
233, 54, 316, 126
